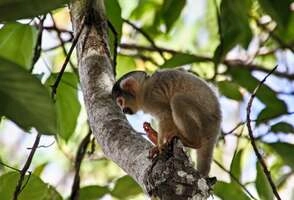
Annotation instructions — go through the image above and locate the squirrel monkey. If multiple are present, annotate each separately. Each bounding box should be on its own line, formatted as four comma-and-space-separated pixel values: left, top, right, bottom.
112, 69, 221, 176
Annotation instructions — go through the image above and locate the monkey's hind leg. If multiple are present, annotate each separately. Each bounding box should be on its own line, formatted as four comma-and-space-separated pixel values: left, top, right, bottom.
170, 94, 202, 149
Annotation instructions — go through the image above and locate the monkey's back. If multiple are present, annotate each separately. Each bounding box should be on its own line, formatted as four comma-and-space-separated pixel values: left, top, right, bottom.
142, 69, 221, 131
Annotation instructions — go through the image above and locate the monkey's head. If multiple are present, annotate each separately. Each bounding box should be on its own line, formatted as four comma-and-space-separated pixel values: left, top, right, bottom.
112, 71, 148, 115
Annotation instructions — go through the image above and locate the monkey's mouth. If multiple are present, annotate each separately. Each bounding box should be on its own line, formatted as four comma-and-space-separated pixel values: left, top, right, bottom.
123, 107, 134, 115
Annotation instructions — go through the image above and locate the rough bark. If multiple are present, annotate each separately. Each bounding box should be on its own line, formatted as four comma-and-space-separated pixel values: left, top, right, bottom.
70, 0, 212, 199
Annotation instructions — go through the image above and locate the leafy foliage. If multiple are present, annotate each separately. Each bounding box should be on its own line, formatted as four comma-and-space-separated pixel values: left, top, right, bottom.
229, 68, 287, 122
0, 58, 56, 134
46, 73, 80, 141
111, 175, 143, 199
0, 0, 69, 21
0, 0, 293, 199
214, 181, 250, 200
0, 22, 37, 70
256, 162, 274, 200
161, 53, 210, 68
0, 172, 62, 200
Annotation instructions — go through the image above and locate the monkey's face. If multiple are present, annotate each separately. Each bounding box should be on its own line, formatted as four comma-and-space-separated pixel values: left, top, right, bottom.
115, 94, 139, 115
112, 71, 147, 115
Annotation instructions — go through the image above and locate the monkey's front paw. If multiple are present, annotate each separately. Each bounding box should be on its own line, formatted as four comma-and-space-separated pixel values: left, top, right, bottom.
143, 122, 158, 145
148, 146, 160, 159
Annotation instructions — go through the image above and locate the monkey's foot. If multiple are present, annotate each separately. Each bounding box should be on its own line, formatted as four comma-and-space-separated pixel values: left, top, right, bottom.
148, 146, 160, 159
143, 122, 158, 145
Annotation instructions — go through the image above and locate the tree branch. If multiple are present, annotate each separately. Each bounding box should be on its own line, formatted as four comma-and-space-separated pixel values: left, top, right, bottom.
69, 0, 211, 199
70, 130, 92, 200
246, 65, 281, 200
213, 159, 257, 200
13, 133, 41, 200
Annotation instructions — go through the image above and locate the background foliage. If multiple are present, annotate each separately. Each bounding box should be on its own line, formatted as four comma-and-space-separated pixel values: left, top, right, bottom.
0, 0, 293, 199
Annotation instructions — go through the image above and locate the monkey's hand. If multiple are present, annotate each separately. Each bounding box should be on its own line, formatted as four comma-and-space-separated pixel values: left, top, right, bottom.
143, 122, 158, 145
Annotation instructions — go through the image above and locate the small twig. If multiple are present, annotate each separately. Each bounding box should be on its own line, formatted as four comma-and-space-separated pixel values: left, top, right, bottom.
43, 25, 74, 38
26, 141, 55, 150
213, 159, 258, 200
30, 15, 46, 72
13, 133, 41, 200
120, 52, 160, 66
223, 122, 246, 136
50, 13, 76, 71
0, 161, 21, 172
70, 131, 92, 200
107, 20, 118, 76
43, 38, 73, 52
119, 43, 294, 80
51, 16, 85, 98
246, 65, 281, 200
123, 19, 166, 60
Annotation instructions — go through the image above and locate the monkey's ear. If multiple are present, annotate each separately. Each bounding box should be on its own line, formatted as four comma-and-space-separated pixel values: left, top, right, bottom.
120, 76, 139, 96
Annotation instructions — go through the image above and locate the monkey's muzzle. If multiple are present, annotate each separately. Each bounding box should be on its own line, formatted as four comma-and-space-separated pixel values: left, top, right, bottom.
123, 107, 133, 115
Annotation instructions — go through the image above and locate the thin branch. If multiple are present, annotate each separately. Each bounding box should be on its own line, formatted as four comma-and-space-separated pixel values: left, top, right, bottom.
246, 65, 281, 200
43, 25, 74, 38
51, 16, 85, 98
213, 159, 258, 200
13, 133, 41, 200
43, 38, 73, 52
122, 19, 166, 60
26, 141, 55, 150
30, 15, 46, 72
70, 131, 92, 200
50, 13, 76, 71
119, 43, 294, 80
119, 52, 160, 66
0, 161, 21, 172
107, 20, 118, 76
224, 60, 294, 80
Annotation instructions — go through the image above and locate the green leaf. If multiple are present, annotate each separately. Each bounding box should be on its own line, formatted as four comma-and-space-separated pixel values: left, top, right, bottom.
111, 175, 143, 199
105, 0, 123, 40
116, 55, 137, 79
33, 162, 48, 177
229, 68, 287, 122
214, 0, 252, 61
214, 181, 250, 200
271, 122, 294, 134
160, 0, 186, 32
230, 150, 243, 182
0, 172, 62, 200
0, 58, 57, 134
0, 0, 69, 21
268, 142, 294, 170
46, 73, 80, 141
0, 23, 37, 70
79, 185, 110, 200
218, 80, 243, 101
255, 162, 274, 200
161, 53, 209, 68
105, 0, 123, 55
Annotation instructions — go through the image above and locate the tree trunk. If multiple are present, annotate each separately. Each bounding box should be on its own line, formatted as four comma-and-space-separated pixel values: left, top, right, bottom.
69, 0, 212, 199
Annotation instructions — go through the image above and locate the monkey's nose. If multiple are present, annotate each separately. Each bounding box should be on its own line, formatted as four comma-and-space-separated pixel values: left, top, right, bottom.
123, 107, 133, 115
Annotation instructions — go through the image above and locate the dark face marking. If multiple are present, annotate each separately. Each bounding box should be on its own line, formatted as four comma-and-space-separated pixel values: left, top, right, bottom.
123, 107, 134, 115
